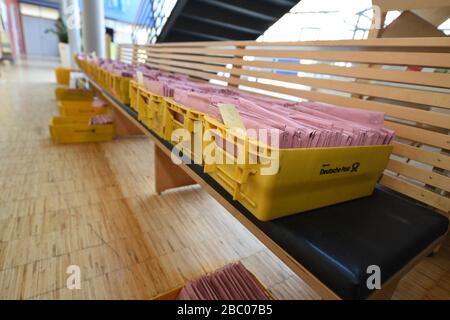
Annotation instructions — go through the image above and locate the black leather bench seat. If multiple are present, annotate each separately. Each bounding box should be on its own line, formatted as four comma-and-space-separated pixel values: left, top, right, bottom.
244, 187, 449, 300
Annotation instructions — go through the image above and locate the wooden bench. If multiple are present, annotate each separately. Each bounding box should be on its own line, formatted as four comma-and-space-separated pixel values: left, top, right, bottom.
89, 37, 450, 300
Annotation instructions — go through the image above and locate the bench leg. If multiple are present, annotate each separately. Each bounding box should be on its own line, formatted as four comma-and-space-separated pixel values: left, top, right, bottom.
433, 244, 442, 254
112, 107, 144, 138
155, 145, 196, 194
370, 279, 400, 300
428, 244, 443, 257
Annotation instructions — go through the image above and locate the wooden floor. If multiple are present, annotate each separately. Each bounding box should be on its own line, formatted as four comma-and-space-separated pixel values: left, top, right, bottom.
0, 60, 449, 300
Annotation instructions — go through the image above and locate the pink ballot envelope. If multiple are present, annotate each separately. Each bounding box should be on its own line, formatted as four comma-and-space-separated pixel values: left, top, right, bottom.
176, 262, 271, 300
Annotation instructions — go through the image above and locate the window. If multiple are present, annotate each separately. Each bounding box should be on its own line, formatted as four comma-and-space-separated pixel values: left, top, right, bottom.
439, 18, 450, 35
259, 0, 373, 42
20, 3, 59, 20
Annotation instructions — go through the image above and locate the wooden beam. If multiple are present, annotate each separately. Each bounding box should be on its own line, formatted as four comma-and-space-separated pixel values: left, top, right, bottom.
122, 37, 450, 48
373, 0, 450, 12
146, 53, 450, 89
154, 145, 197, 194
412, 7, 450, 27
380, 11, 446, 38
392, 142, 450, 171
145, 47, 450, 68
381, 174, 450, 213
111, 107, 144, 138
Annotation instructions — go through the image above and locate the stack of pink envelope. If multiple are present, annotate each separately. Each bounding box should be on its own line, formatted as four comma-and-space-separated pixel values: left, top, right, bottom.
92, 98, 108, 108
89, 115, 113, 125
141, 77, 192, 96
177, 262, 271, 300
79, 54, 395, 148
287, 102, 395, 146
171, 89, 394, 149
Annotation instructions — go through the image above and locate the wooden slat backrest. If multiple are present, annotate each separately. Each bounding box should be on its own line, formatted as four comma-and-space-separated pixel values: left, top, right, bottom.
118, 38, 450, 215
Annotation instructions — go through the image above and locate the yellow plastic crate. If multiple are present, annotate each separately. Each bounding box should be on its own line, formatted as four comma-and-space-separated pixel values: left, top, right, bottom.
49, 116, 114, 144
55, 68, 78, 85
89, 64, 98, 83
97, 68, 110, 89
163, 98, 206, 164
55, 87, 95, 101
137, 88, 166, 136
93, 66, 100, 85
110, 73, 131, 104
107, 70, 114, 91
91, 65, 99, 83
105, 70, 112, 90
129, 80, 139, 111
74, 56, 87, 72
88, 64, 101, 84
58, 100, 111, 117
93, 65, 101, 82
203, 116, 393, 222
86, 63, 95, 79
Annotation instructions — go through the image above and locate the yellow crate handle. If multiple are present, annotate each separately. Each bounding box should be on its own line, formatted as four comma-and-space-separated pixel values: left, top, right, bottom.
215, 164, 256, 185
215, 169, 257, 207
74, 129, 97, 133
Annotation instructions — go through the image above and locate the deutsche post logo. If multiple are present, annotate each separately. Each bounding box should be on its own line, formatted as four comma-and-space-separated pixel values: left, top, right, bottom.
320, 162, 361, 175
